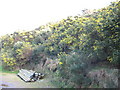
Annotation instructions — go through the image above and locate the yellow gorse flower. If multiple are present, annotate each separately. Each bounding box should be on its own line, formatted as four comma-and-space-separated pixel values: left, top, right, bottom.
59, 62, 63, 65
29, 35, 33, 38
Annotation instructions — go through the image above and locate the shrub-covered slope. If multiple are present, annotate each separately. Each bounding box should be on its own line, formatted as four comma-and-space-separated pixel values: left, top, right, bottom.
0, 1, 119, 88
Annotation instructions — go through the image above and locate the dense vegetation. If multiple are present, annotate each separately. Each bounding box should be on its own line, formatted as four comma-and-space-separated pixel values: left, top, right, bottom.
0, 1, 119, 88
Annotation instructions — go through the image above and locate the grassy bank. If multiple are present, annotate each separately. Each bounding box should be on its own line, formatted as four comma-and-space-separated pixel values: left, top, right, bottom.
0, 65, 18, 74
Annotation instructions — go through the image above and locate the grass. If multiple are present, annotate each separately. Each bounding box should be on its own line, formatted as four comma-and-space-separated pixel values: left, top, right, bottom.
0, 65, 19, 74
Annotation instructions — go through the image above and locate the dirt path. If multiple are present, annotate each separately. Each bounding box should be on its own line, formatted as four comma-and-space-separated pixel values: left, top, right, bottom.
0, 72, 56, 89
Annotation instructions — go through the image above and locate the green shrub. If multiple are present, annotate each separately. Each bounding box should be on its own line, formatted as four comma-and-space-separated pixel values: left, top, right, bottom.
56, 52, 91, 88
30, 45, 46, 64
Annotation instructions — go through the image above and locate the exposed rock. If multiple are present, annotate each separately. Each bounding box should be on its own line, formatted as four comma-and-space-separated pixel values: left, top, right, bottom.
88, 68, 118, 88
45, 58, 59, 72
34, 58, 59, 72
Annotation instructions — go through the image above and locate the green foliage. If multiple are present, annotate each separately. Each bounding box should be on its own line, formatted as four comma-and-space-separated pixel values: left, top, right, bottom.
56, 52, 91, 88
0, 48, 16, 70
30, 45, 45, 64
44, 1, 120, 65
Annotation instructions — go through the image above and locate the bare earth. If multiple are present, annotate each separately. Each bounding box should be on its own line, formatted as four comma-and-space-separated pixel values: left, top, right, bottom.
0, 72, 56, 89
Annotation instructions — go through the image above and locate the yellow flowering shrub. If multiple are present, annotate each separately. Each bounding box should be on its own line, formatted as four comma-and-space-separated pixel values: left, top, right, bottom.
1, 52, 16, 66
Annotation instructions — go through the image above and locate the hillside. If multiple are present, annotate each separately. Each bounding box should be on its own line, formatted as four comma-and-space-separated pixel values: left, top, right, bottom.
0, 1, 120, 88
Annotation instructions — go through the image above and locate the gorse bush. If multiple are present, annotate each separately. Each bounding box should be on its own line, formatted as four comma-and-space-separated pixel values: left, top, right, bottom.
46, 1, 120, 65
0, 48, 16, 70
30, 45, 46, 64
49, 1, 119, 87
56, 51, 92, 88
